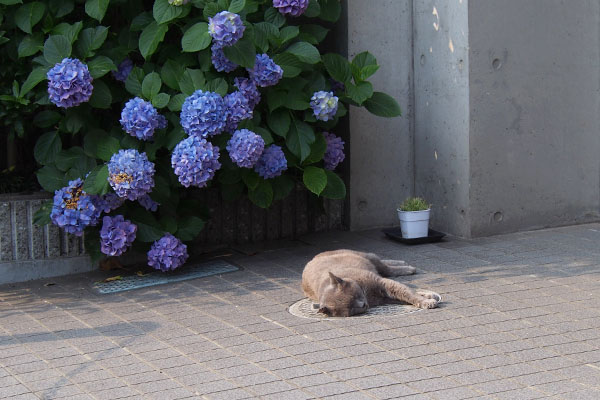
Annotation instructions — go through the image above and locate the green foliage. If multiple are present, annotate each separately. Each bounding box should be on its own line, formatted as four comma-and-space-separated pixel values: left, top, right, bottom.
0, 0, 402, 263
399, 197, 430, 212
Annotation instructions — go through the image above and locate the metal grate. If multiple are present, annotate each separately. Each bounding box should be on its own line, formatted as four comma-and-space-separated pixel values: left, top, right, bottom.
288, 292, 441, 321
93, 259, 239, 294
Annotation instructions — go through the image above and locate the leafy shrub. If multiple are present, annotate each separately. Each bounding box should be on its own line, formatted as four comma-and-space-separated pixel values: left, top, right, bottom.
0, 0, 401, 269
399, 197, 430, 212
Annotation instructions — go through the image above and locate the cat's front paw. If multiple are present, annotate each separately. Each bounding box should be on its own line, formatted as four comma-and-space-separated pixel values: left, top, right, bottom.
416, 290, 437, 299
417, 298, 438, 309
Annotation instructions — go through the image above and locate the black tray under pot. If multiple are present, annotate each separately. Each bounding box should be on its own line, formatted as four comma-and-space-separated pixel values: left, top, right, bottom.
382, 227, 446, 245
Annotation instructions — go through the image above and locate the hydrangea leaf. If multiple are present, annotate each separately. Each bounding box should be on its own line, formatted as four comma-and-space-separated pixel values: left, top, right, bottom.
34, 131, 62, 165
125, 67, 145, 97
322, 170, 346, 199
178, 68, 205, 96
223, 36, 256, 69
18, 33, 43, 58
89, 80, 112, 109
272, 175, 295, 201
152, 93, 170, 109
241, 169, 260, 190
266, 109, 290, 137
322, 53, 352, 84
345, 81, 373, 105
153, 0, 183, 24
160, 215, 178, 234
95, 136, 121, 161
286, 119, 315, 162
15, 2, 46, 34
248, 180, 273, 209
286, 41, 320, 64
264, 7, 285, 28
139, 21, 169, 59
181, 22, 211, 52
136, 222, 165, 242
20, 66, 49, 96
142, 72, 162, 100
36, 165, 66, 192
303, 166, 327, 196
55, 146, 86, 171
49, 0, 74, 18
318, 0, 340, 22
271, 53, 301, 78
0, 0, 24, 5
176, 216, 205, 241
302, 131, 326, 165
33, 201, 53, 226
228, 0, 246, 13
279, 26, 299, 45
167, 93, 186, 112
51, 21, 83, 44
300, 24, 329, 44
253, 126, 274, 146
85, 0, 110, 22
88, 56, 116, 78
161, 60, 184, 90
131, 12, 154, 32
43, 35, 72, 64
304, 0, 320, 18
76, 26, 108, 59
82, 164, 109, 195
364, 92, 402, 118
33, 110, 61, 128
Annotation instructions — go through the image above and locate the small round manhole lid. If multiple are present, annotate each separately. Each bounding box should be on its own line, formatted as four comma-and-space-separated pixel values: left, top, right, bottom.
288, 291, 441, 321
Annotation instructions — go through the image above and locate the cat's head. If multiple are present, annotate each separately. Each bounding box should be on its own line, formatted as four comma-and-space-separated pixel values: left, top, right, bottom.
317, 272, 368, 317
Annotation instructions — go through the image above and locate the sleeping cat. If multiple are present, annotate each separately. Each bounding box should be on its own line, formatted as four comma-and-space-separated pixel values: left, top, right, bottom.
302, 249, 439, 317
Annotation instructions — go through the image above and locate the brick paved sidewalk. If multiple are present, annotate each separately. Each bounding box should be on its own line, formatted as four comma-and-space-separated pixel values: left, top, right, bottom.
2, 224, 600, 399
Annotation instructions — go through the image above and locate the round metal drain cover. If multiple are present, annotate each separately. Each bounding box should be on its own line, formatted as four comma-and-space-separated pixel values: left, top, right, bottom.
288, 292, 441, 321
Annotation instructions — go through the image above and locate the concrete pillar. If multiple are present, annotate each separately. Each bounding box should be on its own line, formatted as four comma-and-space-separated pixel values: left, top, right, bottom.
346, 0, 414, 231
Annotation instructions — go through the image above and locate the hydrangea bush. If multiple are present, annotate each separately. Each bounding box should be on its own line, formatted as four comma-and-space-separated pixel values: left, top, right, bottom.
1, 0, 401, 271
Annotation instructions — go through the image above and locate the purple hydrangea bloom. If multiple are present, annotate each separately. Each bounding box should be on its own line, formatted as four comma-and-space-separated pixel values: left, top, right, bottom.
227, 129, 265, 168
254, 145, 287, 179
171, 136, 221, 188
90, 193, 124, 214
234, 77, 261, 108
112, 59, 133, 82
208, 11, 245, 47
248, 54, 283, 88
107, 149, 155, 201
323, 132, 345, 170
120, 97, 166, 141
138, 194, 159, 212
47, 58, 93, 108
211, 44, 238, 72
147, 233, 189, 272
310, 91, 339, 122
50, 179, 101, 236
99, 215, 137, 256
273, 0, 309, 17
180, 90, 227, 138
224, 91, 253, 132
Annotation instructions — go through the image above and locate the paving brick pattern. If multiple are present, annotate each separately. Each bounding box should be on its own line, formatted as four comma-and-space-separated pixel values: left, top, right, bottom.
2, 224, 600, 399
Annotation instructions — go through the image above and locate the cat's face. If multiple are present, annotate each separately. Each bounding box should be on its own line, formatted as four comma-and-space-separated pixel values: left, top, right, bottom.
318, 272, 369, 317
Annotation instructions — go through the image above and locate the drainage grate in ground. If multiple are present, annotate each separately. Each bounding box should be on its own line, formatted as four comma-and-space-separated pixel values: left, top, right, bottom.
93, 259, 239, 294
288, 292, 441, 321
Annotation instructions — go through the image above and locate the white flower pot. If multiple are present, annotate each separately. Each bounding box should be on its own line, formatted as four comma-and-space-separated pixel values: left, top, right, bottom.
397, 208, 431, 239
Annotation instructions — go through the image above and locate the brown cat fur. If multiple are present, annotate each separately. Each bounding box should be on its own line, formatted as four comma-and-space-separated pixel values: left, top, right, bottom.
302, 249, 439, 317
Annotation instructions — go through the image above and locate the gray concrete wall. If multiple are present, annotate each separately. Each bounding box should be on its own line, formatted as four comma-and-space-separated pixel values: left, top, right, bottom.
468, 0, 600, 236
413, 0, 471, 237
346, 0, 414, 231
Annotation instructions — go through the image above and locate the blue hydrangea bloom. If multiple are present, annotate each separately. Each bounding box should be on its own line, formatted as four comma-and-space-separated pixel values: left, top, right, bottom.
100, 215, 137, 257
208, 11, 245, 47
211, 44, 238, 72
90, 193, 124, 214
227, 129, 265, 168
50, 179, 101, 236
234, 77, 261, 108
147, 233, 189, 272
47, 58, 93, 108
112, 59, 133, 82
273, 0, 309, 16
224, 91, 253, 132
138, 194, 159, 212
248, 54, 283, 87
180, 90, 227, 138
310, 91, 339, 122
171, 136, 221, 188
120, 97, 166, 141
254, 145, 287, 179
107, 149, 155, 201
323, 132, 345, 170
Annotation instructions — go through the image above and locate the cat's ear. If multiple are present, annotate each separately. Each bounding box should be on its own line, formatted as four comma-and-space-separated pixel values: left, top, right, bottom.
318, 306, 330, 315
329, 272, 344, 286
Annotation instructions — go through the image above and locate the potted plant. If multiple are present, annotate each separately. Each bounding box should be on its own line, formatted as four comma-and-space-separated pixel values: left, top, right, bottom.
397, 197, 431, 239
